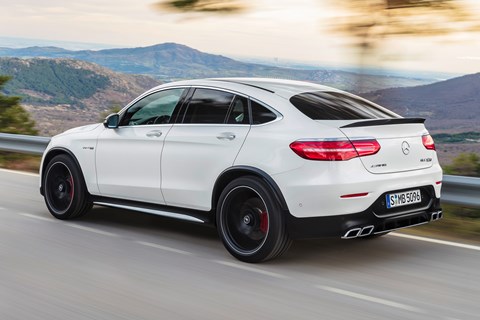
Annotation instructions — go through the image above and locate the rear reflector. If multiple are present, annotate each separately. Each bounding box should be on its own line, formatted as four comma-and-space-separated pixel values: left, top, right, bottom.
436, 181, 442, 185
422, 134, 436, 150
340, 192, 369, 198
290, 139, 380, 161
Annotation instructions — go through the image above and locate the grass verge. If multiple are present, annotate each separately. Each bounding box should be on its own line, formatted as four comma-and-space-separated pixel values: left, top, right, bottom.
0, 153, 41, 173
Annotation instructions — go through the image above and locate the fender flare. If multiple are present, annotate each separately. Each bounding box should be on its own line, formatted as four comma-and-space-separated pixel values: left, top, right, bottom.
212, 166, 290, 213
40, 147, 85, 196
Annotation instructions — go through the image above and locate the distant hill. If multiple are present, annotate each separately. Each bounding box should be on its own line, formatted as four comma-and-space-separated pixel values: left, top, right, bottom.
362, 73, 480, 133
0, 42, 435, 93
0, 57, 160, 135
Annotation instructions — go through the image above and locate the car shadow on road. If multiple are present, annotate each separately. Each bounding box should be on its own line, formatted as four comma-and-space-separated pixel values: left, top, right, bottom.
74, 206, 418, 270
80, 205, 219, 240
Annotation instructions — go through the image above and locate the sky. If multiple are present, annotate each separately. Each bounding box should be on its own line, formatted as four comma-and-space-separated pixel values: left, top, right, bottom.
1, 0, 480, 74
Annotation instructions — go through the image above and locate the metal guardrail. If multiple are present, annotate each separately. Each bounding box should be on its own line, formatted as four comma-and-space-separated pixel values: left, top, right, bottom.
441, 175, 480, 208
0, 133, 479, 208
0, 133, 50, 155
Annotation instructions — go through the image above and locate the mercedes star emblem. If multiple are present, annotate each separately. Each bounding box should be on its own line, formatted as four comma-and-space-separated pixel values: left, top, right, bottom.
402, 141, 410, 155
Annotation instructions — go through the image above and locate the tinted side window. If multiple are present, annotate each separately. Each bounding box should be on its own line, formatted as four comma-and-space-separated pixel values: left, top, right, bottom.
120, 88, 185, 126
251, 100, 277, 124
183, 89, 234, 124
289, 91, 399, 120
226, 96, 249, 124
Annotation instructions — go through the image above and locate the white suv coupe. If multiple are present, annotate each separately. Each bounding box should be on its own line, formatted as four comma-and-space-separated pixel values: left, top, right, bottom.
40, 78, 443, 262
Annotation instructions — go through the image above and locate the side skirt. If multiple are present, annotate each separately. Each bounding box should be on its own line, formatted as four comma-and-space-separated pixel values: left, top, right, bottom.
91, 196, 214, 225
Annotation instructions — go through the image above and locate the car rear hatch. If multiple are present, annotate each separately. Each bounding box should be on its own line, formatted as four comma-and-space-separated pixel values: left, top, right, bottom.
289, 90, 436, 174
338, 119, 434, 174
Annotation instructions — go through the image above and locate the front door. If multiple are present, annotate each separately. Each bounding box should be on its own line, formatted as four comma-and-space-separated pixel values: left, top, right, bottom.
96, 88, 187, 204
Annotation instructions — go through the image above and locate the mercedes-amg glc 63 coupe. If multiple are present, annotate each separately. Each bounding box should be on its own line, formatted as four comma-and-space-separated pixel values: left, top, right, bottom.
40, 78, 443, 262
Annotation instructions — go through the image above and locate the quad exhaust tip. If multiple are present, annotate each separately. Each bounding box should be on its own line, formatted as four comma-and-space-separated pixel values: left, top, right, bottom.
342, 225, 374, 239
431, 211, 443, 221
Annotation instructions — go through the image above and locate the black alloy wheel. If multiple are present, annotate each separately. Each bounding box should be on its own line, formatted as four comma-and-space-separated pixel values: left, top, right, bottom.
44, 154, 92, 219
217, 176, 291, 263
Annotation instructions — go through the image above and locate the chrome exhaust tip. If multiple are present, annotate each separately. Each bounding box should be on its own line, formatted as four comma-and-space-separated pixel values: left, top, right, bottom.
359, 225, 374, 237
431, 211, 443, 221
342, 228, 361, 239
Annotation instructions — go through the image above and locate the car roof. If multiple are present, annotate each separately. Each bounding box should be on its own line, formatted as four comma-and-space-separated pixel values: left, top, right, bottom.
154, 78, 340, 99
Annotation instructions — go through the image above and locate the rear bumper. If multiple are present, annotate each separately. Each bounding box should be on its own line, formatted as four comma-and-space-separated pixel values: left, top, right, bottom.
286, 197, 442, 239
273, 159, 442, 219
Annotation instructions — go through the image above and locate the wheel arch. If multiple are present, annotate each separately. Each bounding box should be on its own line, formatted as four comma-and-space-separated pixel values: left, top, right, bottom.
212, 166, 290, 215
40, 147, 85, 196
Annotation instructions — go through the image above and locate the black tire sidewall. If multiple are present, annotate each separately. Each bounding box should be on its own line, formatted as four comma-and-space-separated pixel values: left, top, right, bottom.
44, 154, 88, 219
216, 176, 287, 263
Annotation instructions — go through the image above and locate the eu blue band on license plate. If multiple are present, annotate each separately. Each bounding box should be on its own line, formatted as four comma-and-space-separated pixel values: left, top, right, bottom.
386, 189, 421, 209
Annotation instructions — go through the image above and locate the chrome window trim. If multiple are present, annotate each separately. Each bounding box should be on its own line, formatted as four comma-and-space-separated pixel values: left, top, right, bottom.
117, 84, 284, 127
249, 97, 283, 126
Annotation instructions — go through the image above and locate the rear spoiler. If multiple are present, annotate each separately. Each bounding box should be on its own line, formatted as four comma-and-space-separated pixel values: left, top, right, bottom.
341, 118, 425, 128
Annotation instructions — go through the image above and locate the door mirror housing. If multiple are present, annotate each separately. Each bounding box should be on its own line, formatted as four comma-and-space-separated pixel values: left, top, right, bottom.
104, 113, 119, 129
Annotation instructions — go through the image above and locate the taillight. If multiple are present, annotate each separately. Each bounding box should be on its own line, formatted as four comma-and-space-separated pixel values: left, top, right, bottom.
289, 139, 380, 161
422, 134, 435, 150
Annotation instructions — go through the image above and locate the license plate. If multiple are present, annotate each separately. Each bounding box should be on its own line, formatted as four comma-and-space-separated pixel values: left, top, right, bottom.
386, 189, 421, 209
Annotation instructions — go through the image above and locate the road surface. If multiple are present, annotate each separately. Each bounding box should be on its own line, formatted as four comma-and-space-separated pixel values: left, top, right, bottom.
0, 169, 478, 320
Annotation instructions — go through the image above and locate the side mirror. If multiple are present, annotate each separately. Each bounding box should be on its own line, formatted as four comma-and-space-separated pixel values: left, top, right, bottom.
104, 113, 119, 129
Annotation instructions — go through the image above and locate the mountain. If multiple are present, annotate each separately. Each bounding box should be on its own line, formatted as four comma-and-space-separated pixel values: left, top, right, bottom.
362, 73, 480, 132
0, 57, 160, 135
0, 43, 435, 93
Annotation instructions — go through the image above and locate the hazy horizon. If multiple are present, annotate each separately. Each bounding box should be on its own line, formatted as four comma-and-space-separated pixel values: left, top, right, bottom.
0, 35, 464, 81
1, 0, 480, 75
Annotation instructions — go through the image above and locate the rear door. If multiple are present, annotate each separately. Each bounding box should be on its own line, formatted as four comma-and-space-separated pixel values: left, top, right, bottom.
161, 88, 251, 210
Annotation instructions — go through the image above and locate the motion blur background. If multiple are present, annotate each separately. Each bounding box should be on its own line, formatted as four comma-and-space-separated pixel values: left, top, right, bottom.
0, 2, 479, 319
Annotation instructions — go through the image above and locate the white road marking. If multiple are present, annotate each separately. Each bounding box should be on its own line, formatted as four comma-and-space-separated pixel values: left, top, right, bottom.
64, 223, 118, 237
390, 233, 480, 252
20, 213, 53, 222
215, 260, 288, 279
317, 285, 422, 313
0, 168, 39, 177
136, 241, 193, 255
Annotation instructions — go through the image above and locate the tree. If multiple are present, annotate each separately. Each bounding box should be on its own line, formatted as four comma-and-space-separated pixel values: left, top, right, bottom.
331, 1, 480, 89
0, 76, 38, 135
154, 0, 245, 13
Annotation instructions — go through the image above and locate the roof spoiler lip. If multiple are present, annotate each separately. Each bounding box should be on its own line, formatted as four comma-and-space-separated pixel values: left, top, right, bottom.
340, 118, 426, 128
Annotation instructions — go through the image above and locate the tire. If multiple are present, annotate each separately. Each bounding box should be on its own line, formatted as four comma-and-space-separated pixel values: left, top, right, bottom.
43, 154, 92, 220
216, 176, 291, 263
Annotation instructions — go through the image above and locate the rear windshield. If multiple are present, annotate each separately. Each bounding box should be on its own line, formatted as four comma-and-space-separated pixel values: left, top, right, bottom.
290, 91, 399, 120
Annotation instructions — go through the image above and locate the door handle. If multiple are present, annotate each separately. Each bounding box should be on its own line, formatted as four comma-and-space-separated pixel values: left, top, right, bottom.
216, 133, 236, 141
146, 130, 162, 138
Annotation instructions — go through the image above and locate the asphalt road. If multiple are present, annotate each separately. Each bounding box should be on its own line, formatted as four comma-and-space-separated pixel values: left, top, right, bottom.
0, 169, 479, 320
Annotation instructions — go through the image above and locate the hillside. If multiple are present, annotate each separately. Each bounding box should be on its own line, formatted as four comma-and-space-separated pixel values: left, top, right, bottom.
0, 43, 434, 93
362, 73, 480, 133
0, 57, 160, 135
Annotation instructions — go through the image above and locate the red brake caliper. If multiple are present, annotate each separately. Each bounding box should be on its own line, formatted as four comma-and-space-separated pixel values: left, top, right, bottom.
67, 176, 74, 199
259, 210, 269, 234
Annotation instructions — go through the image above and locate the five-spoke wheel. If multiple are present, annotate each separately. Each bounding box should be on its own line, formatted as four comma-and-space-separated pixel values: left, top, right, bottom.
217, 176, 291, 263
44, 154, 92, 219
